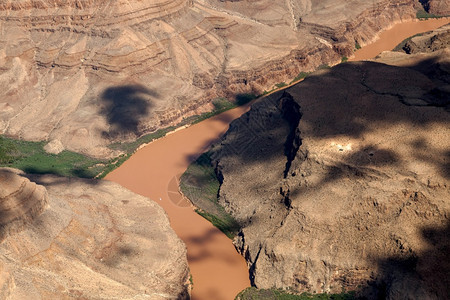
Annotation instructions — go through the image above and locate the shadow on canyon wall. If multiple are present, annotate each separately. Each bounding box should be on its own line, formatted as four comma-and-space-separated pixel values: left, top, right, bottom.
100, 84, 158, 139
182, 57, 449, 296
370, 220, 450, 299
207, 57, 449, 179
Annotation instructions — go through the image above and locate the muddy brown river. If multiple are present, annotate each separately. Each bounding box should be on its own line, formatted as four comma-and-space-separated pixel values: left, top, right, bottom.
105, 17, 449, 300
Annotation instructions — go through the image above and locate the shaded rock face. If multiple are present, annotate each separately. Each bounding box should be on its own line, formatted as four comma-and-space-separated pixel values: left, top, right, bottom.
0, 168, 190, 299
0, 0, 420, 157
0, 168, 48, 242
210, 32, 450, 298
426, 0, 450, 15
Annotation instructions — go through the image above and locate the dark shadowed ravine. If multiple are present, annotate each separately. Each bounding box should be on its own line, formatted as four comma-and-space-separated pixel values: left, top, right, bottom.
105, 17, 449, 300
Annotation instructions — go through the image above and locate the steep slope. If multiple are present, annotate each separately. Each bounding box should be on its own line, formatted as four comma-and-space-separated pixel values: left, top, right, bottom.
425, 0, 450, 15
0, 0, 427, 157
210, 28, 450, 298
0, 168, 189, 299
0, 168, 48, 242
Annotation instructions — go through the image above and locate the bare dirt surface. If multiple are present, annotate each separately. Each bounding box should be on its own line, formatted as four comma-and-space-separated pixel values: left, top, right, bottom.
210, 27, 450, 298
0, 0, 432, 157
0, 168, 190, 299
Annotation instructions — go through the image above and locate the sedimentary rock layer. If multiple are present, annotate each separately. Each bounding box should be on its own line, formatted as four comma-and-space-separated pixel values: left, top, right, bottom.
0, 168, 48, 242
403, 23, 450, 53
210, 28, 450, 298
0, 168, 190, 299
428, 0, 450, 15
0, 0, 428, 157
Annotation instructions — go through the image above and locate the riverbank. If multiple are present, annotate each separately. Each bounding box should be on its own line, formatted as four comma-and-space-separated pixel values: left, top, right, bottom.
105, 17, 449, 300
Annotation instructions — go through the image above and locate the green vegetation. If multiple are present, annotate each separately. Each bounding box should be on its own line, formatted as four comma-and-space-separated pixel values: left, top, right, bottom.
341, 57, 348, 63
317, 64, 331, 70
189, 274, 194, 288
0, 95, 259, 180
416, 9, 441, 19
275, 82, 288, 89
0, 135, 109, 178
180, 152, 240, 238
291, 72, 310, 84
108, 126, 178, 153
260, 71, 311, 96
355, 42, 361, 50
110, 96, 254, 154
236, 287, 357, 300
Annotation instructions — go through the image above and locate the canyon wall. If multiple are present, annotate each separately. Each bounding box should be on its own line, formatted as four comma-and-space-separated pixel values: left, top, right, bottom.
425, 0, 450, 15
0, 0, 426, 157
0, 168, 190, 299
210, 26, 450, 298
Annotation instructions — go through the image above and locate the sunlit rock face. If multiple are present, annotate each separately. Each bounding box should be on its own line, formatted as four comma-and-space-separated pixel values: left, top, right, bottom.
0, 168, 190, 299
210, 26, 450, 299
0, 0, 421, 157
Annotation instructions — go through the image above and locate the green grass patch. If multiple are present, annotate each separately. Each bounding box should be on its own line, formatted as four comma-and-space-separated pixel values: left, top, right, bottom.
108, 126, 178, 153
275, 82, 288, 89
195, 209, 241, 239
355, 42, 361, 50
190, 98, 239, 125
317, 64, 331, 70
236, 287, 357, 300
0, 95, 258, 180
109, 97, 247, 153
291, 72, 310, 84
180, 152, 240, 238
341, 57, 348, 63
0, 135, 109, 178
416, 9, 441, 19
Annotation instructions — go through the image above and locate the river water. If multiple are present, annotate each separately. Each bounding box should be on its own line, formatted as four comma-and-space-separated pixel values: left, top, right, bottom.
105, 17, 449, 300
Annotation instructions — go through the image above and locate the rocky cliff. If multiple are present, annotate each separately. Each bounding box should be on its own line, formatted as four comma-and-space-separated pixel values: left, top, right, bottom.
402, 23, 450, 53
425, 0, 450, 15
0, 168, 48, 242
210, 27, 450, 298
0, 0, 429, 157
0, 168, 190, 299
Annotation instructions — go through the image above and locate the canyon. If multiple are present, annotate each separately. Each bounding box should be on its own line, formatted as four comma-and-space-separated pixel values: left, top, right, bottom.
1, 0, 449, 299
0, 0, 427, 158
210, 24, 450, 298
0, 167, 190, 299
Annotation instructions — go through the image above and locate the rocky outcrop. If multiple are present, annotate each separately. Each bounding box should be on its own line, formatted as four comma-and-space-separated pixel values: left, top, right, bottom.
403, 24, 450, 53
210, 29, 450, 298
0, 0, 420, 157
0, 168, 48, 242
427, 0, 450, 15
0, 168, 190, 299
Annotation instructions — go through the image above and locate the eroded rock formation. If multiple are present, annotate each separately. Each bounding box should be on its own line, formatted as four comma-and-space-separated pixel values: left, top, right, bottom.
402, 23, 450, 53
427, 0, 450, 15
210, 27, 450, 298
0, 0, 427, 157
0, 168, 48, 242
0, 168, 190, 299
